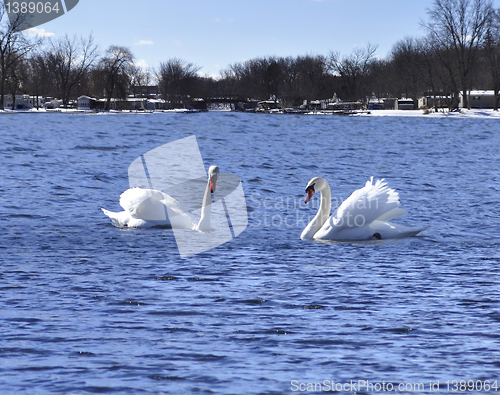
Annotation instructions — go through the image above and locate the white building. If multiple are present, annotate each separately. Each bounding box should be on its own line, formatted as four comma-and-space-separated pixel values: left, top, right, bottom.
462, 90, 496, 108
77, 95, 96, 110
3, 94, 33, 109
29, 96, 45, 108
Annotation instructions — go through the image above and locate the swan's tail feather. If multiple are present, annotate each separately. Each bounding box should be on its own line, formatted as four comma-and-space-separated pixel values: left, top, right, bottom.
372, 221, 428, 239
365, 177, 400, 206
376, 207, 408, 222
101, 208, 123, 227
407, 225, 429, 237
102, 207, 143, 227
335, 177, 402, 229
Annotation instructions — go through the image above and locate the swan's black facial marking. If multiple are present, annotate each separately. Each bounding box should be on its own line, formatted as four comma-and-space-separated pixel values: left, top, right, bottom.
304, 183, 316, 203
373, 232, 382, 240
305, 183, 315, 194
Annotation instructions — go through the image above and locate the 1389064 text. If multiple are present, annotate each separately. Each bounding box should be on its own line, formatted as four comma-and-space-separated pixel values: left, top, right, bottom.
6, 2, 60, 14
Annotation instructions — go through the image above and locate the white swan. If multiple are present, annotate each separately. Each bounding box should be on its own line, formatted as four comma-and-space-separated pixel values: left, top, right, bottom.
102, 166, 219, 231
301, 176, 427, 240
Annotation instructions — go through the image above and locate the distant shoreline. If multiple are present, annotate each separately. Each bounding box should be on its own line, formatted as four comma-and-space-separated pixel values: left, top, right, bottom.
1, 108, 499, 119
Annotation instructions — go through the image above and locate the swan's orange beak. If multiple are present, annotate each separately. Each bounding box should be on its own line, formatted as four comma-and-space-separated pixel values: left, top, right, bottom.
210, 179, 216, 193
305, 186, 315, 203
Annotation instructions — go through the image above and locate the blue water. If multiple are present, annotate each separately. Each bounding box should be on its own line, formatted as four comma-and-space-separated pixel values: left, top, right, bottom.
1, 112, 500, 394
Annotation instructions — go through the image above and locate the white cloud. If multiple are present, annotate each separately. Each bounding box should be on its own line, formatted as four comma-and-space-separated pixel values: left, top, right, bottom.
26, 28, 54, 37
135, 39, 154, 46
214, 17, 234, 23
135, 59, 149, 69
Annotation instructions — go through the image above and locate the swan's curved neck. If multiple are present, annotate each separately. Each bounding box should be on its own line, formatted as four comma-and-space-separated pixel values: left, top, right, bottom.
301, 180, 331, 239
196, 177, 212, 231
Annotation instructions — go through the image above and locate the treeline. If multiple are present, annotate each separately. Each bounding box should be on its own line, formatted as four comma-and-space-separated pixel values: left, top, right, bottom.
1, 0, 500, 110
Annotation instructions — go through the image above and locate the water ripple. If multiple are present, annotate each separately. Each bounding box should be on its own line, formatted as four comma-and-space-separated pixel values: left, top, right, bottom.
1, 112, 500, 394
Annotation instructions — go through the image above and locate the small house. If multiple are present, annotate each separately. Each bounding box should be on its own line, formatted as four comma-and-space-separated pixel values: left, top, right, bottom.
397, 98, 415, 110
464, 90, 496, 109
3, 94, 33, 109
418, 94, 453, 109
77, 95, 97, 110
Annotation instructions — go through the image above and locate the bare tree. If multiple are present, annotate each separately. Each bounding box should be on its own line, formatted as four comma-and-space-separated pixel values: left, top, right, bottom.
130, 64, 155, 95
48, 34, 99, 106
227, 59, 263, 99
390, 37, 428, 104
483, 8, 500, 109
328, 43, 378, 102
294, 55, 331, 106
217, 67, 239, 97
262, 57, 284, 102
99, 46, 134, 110
279, 56, 302, 106
422, 0, 494, 109
157, 58, 201, 108
6, 55, 30, 109
25, 52, 51, 109
365, 58, 392, 105
222, 55, 332, 107
0, 3, 41, 109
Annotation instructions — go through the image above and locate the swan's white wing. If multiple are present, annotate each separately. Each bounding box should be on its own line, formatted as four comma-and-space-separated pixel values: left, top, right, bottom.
376, 207, 407, 222
370, 221, 428, 239
319, 220, 427, 240
332, 177, 401, 229
119, 188, 155, 214
117, 187, 194, 229
101, 208, 149, 228
119, 188, 167, 220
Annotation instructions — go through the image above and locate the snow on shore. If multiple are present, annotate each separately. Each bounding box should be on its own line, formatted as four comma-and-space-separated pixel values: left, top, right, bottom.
366, 109, 500, 118
1, 107, 500, 118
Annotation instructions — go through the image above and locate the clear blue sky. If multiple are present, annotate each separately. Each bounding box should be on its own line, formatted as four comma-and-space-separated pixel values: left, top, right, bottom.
26, 0, 500, 77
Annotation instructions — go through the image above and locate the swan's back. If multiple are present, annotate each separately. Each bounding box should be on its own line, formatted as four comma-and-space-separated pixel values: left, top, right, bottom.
120, 188, 167, 220
101, 187, 195, 228
333, 177, 402, 228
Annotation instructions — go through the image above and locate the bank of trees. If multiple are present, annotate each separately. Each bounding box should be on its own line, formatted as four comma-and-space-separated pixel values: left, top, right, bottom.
219, 55, 335, 107
221, 0, 499, 110
1, 0, 500, 110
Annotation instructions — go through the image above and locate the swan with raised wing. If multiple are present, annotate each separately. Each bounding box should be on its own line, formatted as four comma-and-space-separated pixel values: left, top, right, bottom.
301, 176, 427, 241
102, 166, 219, 231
